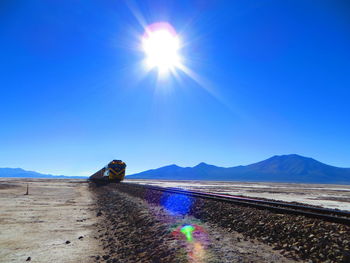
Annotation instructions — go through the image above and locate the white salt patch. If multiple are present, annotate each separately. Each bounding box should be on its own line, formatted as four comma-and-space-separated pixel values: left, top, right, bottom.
125, 180, 350, 211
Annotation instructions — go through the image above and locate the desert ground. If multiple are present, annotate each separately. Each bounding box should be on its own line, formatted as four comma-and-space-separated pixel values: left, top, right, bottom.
1, 178, 349, 263
0, 178, 99, 263
0, 178, 297, 263
125, 179, 350, 211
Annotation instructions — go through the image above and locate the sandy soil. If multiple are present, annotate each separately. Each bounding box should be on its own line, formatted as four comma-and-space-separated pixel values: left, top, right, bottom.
0, 178, 99, 263
125, 179, 350, 211
2, 178, 348, 262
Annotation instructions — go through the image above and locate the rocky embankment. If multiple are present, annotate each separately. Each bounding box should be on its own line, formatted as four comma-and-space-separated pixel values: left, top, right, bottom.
91, 184, 187, 262
113, 183, 350, 263
91, 183, 297, 263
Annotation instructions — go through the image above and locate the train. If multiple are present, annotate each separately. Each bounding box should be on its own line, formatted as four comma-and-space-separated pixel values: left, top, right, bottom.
90, 160, 126, 183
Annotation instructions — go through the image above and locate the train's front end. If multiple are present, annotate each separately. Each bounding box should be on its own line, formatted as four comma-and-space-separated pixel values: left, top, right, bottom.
105, 160, 126, 182
90, 160, 126, 183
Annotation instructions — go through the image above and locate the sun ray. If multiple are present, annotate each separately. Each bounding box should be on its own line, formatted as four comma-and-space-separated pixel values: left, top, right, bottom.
119, 7, 240, 115
141, 22, 183, 77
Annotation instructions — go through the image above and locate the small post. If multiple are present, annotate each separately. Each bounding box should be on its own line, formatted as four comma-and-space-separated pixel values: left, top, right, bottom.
25, 183, 29, 195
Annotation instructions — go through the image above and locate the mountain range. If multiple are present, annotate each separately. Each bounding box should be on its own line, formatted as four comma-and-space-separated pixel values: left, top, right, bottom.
127, 154, 350, 184
1, 155, 350, 184
0, 168, 87, 179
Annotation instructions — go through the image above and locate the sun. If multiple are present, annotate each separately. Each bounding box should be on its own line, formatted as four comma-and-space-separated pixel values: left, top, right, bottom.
142, 22, 182, 74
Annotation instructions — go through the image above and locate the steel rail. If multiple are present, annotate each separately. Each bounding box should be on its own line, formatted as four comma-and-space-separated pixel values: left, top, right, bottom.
123, 182, 350, 226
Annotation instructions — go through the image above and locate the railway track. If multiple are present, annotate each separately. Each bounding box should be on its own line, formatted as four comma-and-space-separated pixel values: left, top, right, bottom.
123, 182, 350, 226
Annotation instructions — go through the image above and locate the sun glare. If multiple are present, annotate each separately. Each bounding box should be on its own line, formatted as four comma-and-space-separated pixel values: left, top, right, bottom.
142, 22, 182, 74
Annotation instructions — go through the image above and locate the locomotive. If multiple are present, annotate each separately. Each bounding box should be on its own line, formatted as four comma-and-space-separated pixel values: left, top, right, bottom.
90, 160, 126, 183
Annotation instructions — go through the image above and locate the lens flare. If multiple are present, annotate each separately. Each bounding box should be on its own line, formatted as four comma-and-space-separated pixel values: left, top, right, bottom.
161, 193, 192, 215
171, 223, 209, 263
189, 242, 206, 263
181, 225, 195, 242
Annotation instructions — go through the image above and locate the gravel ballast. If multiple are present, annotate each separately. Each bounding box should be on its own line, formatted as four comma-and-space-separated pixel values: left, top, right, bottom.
114, 183, 350, 263
91, 183, 304, 262
91, 184, 187, 262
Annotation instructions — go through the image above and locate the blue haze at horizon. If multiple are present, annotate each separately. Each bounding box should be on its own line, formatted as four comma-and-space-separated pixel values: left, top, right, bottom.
0, 0, 349, 176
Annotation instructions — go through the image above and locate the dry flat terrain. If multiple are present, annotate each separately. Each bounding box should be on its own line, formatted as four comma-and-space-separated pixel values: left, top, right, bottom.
125, 180, 350, 211
0, 179, 99, 263
1, 178, 349, 263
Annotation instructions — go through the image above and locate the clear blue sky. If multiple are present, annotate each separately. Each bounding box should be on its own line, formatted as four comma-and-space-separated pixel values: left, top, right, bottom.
1, 0, 349, 176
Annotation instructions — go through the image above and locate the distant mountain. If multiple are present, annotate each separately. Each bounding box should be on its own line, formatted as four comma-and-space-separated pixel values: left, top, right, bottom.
127, 154, 350, 184
0, 168, 87, 179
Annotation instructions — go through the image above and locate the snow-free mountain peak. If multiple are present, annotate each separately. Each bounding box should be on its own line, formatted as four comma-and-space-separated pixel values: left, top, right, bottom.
128, 154, 350, 184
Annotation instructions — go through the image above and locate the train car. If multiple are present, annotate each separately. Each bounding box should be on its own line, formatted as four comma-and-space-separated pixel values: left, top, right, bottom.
90, 160, 126, 183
